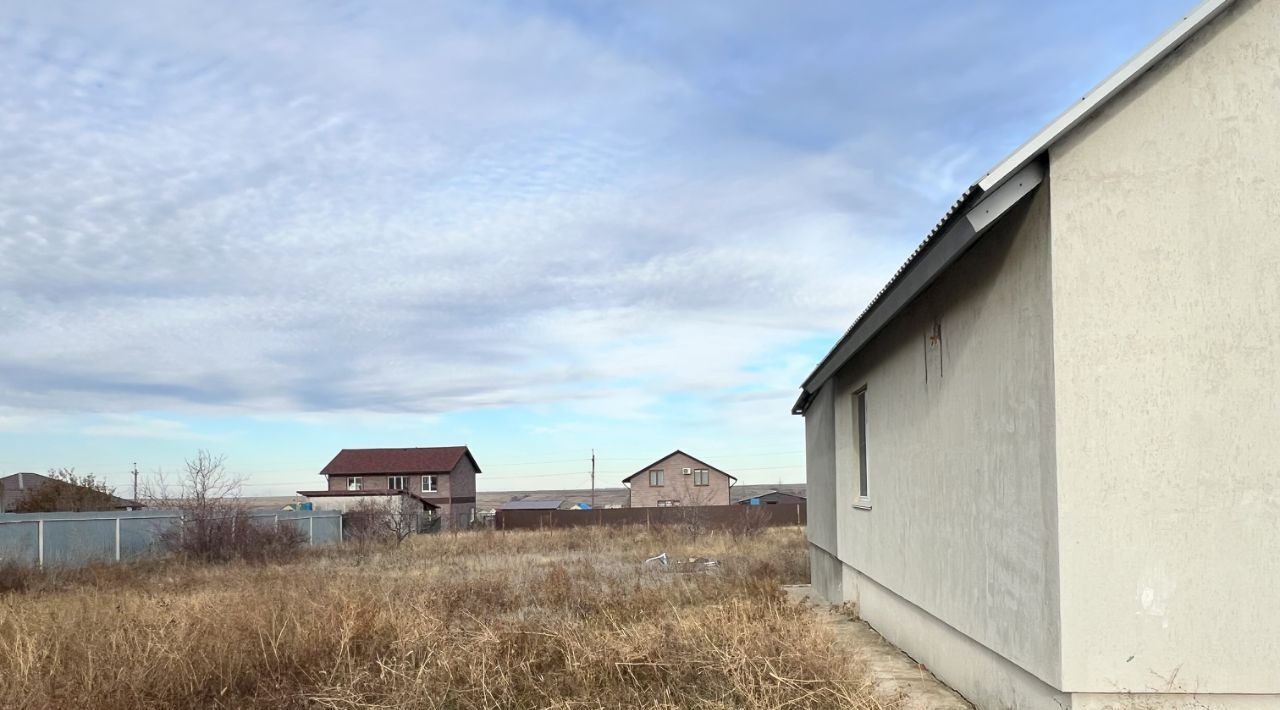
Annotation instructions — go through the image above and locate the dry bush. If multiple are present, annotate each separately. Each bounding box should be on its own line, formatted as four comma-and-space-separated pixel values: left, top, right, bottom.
144, 450, 306, 564
11, 467, 120, 513
0, 527, 877, 710
341, 497, 425, 548
729, 504, 773, 538
157, 509, 307, 564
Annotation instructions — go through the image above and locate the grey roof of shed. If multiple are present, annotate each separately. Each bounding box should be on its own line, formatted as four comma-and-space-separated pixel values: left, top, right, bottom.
793, 0, 1236, 413
498, 499, 564, 510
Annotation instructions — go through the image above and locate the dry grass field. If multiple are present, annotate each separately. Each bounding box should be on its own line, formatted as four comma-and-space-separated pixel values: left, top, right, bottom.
0, 526, 880, 709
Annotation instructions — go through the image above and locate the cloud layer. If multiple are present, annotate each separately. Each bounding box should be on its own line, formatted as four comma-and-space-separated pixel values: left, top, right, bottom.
0, 0, 1186, 424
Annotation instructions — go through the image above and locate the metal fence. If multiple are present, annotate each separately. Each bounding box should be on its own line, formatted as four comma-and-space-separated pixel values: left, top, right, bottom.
495, 503, 806, 531
0, 508, 343, 568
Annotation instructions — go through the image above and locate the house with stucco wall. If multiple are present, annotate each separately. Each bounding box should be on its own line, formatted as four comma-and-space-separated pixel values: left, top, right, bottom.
794, 1, 1280, 708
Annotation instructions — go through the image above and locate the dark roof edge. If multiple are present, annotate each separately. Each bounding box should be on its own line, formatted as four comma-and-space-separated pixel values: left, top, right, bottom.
793, 0, 1237, 415
976, 0, 1235, 195
795, 161, 1044, 412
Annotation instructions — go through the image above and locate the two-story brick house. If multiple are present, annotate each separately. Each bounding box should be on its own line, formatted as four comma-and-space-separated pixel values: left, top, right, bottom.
298, 446, 480, 528
622, 450, 735, 508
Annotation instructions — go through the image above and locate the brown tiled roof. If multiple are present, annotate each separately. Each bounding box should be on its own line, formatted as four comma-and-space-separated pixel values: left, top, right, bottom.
319, 446, 481, 476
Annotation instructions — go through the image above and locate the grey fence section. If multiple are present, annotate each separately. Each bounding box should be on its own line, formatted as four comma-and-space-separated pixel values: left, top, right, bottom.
495, 503, 807, 531
0, 508, 343, 568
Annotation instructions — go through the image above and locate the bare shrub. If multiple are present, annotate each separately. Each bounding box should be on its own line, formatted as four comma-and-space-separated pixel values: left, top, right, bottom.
730, 504, 773, 538
669, 487, 724, 536
144, 450, 304, 564
342, 497, 428, 548
0, 561, 36, 594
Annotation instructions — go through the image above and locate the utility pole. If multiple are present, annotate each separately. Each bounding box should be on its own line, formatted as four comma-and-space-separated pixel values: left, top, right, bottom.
132, 462, 139, 502
590, 449, 596, 508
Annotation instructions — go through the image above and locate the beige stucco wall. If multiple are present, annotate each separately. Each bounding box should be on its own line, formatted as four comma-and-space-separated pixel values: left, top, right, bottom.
1048, 0, 1280, 694
306, 493, 422, 514
823, 183, 1062, 687
805, 384, 839, 559
627, 452, 732, 507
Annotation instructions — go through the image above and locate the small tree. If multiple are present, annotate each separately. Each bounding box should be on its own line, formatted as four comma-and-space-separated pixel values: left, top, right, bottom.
144, 450, 303, 563
729, 504, 772, 538
13, 468, 120, 513
672, 487, 722, 536
343, 497, 423, 548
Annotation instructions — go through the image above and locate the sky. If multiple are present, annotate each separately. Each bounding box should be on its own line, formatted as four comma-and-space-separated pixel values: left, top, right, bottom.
0, 0, 1196, 496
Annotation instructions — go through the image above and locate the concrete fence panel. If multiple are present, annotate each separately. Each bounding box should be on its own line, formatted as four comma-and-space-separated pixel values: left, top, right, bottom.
0, 508, 343, 568
0, 519, 38, 566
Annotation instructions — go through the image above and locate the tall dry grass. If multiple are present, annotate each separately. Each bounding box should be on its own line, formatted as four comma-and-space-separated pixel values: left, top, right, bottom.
0, 526, 879, 709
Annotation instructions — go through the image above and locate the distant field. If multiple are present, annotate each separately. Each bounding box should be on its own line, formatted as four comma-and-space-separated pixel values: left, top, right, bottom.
241, 482, 807, 510
0, 526, 872, 709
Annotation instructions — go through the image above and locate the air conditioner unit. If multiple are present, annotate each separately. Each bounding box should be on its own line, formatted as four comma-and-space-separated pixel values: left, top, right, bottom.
682, 467, 692, 475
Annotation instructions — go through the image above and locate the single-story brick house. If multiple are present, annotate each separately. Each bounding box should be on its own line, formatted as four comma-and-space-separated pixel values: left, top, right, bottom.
0, 471, 142, 512
622, 450, 735, 508
298, 446, 479, 528
794, 1, 1280, 707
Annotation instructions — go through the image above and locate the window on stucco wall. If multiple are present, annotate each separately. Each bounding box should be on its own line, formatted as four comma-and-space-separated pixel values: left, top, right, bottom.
854, 387, 869, 504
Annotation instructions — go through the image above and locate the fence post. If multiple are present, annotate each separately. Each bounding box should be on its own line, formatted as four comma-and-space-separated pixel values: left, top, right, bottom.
115, 517, 122, 561
646, 509, 650, 530
309, 515, 315, 545
37, 519, 44, 568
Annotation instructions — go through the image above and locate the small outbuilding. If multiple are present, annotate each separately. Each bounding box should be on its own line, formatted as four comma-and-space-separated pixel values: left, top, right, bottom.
736, 490, 805, 506
497, 499, 564, 511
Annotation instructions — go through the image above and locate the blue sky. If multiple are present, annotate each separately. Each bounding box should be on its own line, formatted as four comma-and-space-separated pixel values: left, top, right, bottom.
0, 0, 1194, 495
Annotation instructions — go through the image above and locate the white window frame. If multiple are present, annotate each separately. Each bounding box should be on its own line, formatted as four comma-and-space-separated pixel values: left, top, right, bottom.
347, 476, 362, 491
853, 386, 871, 509
387, 475, 406, 490
693, 469, 710, 486
648, 469, 664, 487
657, 499, 679, 507
421, 475, 438, 493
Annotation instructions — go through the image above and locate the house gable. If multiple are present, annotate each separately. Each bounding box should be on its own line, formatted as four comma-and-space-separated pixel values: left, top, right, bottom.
620, 450, 735, 484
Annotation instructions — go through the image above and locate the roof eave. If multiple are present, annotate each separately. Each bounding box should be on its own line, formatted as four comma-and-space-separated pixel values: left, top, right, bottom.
792, 0, 1237, 416
977, 0, 1237, 195
795, 161, 1045, 409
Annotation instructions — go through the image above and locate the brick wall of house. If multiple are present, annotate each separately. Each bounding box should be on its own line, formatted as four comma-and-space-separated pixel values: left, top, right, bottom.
414, 472, 451, 497
627, 452, 732, 508
445, 456, 476, 527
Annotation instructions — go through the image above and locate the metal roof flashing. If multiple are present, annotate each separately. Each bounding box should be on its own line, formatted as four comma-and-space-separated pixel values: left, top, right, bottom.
977, 0, 1236, 195
792, 0, 1236, 415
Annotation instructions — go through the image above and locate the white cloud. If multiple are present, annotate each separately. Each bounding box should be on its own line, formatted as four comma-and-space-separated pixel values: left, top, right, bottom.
0, 0, 1188, 429
81, 414, 219, 440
